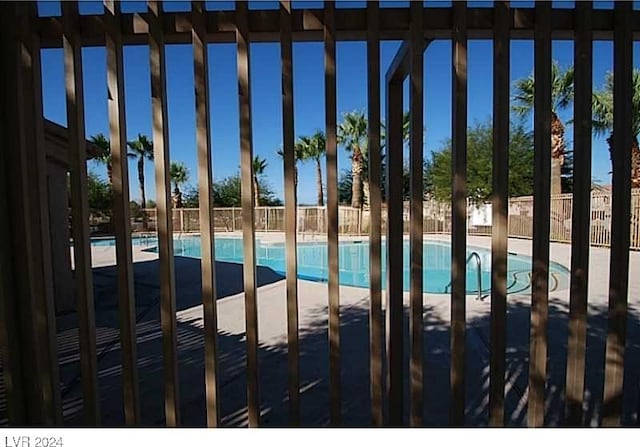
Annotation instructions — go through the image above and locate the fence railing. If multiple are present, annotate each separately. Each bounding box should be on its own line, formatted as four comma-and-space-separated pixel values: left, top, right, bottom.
132, 191, 640, 249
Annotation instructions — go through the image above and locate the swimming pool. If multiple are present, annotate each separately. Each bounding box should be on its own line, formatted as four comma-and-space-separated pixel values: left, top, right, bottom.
91, 235, 569, 294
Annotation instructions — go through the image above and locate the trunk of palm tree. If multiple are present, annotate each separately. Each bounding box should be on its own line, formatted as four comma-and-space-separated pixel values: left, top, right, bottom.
551, 158, 563, 195
351, 146, 364, 208
315, 157, 324, 206
253, 175, 260, 207
550, 112, 566, 195
607, 134, 640, 188
138, 157, 147, 230
362, 180, 370, 208
138, 158, 146, 208
633, 137, 640, 188
173, 184, 183, 208
107, 162, 113, 185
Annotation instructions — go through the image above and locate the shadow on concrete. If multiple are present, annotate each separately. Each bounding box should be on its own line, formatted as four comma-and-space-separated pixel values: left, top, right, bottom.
51, 257, 640, 427
90, 256, 285, 312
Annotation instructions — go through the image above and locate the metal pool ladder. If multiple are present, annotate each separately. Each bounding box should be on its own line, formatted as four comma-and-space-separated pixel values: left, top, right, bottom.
444, 251, 484, 301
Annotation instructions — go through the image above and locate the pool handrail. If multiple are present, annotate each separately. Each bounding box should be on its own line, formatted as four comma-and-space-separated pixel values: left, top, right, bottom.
444, 251, 484, 301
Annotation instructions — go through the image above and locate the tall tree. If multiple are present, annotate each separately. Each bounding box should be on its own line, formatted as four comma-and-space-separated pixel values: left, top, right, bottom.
297, 131, 327, 206
425, 120, 536, 203
592, 69, 640, 187
127, 134, 154, 208
339, 156, 428, 206
211, 173, 281, 207
512, 61, 574, 195
90, 133, 113, 184
169, 161, 189, 208
252, 155, 268, 206
363, 111, 411, 207
276, 143, 305, 204
86, 171, 112, 212
338, 111, 368, 208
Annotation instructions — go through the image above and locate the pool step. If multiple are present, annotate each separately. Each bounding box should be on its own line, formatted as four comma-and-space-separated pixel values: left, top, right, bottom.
504, 269, 562, 295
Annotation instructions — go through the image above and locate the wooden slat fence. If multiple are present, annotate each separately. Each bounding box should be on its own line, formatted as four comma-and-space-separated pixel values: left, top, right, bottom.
0, 0, 638, 429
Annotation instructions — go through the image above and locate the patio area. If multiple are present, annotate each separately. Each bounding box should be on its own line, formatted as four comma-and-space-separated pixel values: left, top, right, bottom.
52, 234, 640, 427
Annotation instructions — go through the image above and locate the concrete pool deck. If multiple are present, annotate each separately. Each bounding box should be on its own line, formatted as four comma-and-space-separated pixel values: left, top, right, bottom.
56, 233, 640, 426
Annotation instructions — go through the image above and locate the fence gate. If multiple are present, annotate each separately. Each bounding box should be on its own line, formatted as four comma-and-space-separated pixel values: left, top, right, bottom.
0, 0, 639, 428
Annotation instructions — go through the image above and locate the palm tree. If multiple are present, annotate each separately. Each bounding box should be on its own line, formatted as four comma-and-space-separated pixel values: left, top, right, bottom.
297, 131, 327, 206
592, 69, 640, 188
126, 134, 154, 209
376, 110, 411, 207
380, 110, 411, 148
90, 133, 112, 184
169, 162, 189, 208
338, 111, 368, 208
276, 144, 305, 202
512, 61, 574, 195
252, 155, 268, 206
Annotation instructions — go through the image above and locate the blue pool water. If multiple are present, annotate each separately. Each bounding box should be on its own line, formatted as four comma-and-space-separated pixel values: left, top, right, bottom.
92, 235, 569, 294
90, 236, 151, 247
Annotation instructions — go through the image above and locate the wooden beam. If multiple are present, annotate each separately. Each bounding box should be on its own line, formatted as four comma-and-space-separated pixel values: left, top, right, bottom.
450, 0, 467, 428
103, 0, 141, 425
409, 0, 424, 428
324, 0, 341, 427
236, 0, 260, 428
489, 0, 510, 428
528, 0, 552, 428
0, 3, 27, 425
280, 0, 300, 427
192, 0, 220, 428
602, 0, 633, 427
385, 80, 404, 427
147, 0, 180, 427
15, 2, 62, 425
61, 0, 100, 425
36, 8, 640, 48
564, 0, 592, 427
366, 0, 384, 428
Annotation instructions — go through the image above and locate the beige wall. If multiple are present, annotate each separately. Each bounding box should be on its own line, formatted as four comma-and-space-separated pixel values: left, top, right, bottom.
46, 156, 75, 314
45, 120, 77, 314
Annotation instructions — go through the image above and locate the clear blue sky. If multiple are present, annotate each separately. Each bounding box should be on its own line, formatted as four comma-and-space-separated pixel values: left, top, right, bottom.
39, 1, 640, 205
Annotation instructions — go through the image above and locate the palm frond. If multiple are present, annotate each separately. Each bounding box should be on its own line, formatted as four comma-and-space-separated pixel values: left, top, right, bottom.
511, 76, 535, 117
589, 69, 640, 138
552, 62, 574, 111
252, 155, 268, 175
591, 89, 613, 137
512, 62, 575, 116
169, 161, 189, 186
337, 110, 368, 154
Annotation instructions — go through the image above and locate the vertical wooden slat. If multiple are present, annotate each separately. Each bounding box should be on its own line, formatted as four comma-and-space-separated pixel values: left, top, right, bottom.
192, 0, 220, 428
450, 0, 467, 427
528, 0, 552, 428
280, 0, 300, 426
602, 0, 633, 427
489, 0, 509, 428
564, 0, 592, 427
12, 2, 62, 425
0, 136, 25, 424
409, 0, 424, 428
147, 0, 180, 427
366, 0, 383, 427
61, 0, 100, 426
0, 4, 27, 424
324, 0, 341, 426
385, 79, 404, 427
236, 0, 260, 428
103, 0, 140, 425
